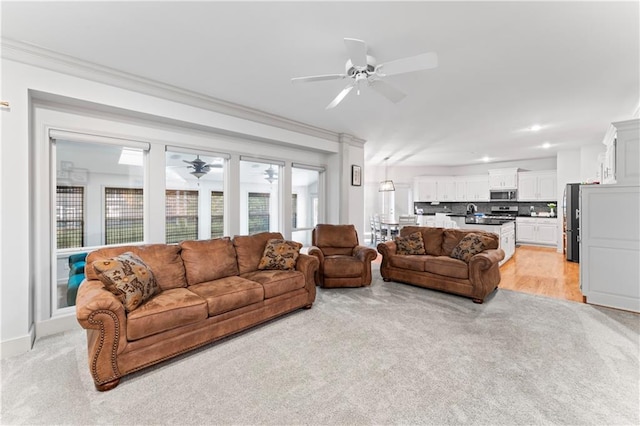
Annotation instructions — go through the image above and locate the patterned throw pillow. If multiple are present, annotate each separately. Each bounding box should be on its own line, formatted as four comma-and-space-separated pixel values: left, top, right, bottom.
450, 233, 486, 262
395, 231, 426, 255
258, 239, 302, 270
92, 252, 159, 312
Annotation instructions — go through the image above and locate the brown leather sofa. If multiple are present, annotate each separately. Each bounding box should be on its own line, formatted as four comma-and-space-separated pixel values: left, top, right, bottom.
309, 224, 377, 288
76, 232, 318, 391
377, 226, 505, 303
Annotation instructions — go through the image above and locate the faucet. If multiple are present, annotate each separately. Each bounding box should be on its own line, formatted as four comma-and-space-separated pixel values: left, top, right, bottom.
466, 203, 477, 215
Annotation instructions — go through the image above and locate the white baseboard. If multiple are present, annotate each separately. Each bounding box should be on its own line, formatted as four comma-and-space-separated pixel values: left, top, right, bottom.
36, 313, 81, 338
0, 325, 35, 360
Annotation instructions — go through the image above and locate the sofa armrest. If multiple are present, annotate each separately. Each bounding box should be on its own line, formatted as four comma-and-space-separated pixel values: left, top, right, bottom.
376, 241, 397, 278
469, 248, 505, 271
468, 248, 505, 300
353, 245, 377, 262
296, 253, 319, 303
76, 279, 128, 387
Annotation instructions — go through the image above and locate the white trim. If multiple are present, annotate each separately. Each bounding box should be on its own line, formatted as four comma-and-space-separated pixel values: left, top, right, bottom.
3, 38, 342, 144
240, 155, 286, 167
50, 129, 150, 150
35, 313, 82, 338
0, 326, 35, 360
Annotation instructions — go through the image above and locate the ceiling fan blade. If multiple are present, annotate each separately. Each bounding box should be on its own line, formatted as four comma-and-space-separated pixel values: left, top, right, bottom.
369, 80, 406, 104
376, 52, 438, 77
326, 83, 355, 109
291, 74, 346, 84
344, 38, 368, 68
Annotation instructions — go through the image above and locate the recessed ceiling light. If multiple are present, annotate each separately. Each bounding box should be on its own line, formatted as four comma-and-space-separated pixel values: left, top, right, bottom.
530, 124, 542, 132
482, 156, 490, 162
542, 142, 551, 149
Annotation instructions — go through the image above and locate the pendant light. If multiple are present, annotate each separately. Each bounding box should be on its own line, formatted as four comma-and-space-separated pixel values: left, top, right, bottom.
378, 156, 395, 192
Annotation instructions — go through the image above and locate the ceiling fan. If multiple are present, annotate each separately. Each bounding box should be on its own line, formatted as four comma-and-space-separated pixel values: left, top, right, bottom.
183, 156, 221, 179
292, 38, 438, 109
264, 165, 278, 183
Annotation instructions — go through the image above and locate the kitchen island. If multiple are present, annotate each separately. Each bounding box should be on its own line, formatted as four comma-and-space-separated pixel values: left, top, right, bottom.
458, 220, 516, 266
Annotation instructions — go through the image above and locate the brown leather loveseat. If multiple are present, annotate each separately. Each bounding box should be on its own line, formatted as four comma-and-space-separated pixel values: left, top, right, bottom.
377, 226, 505, 303
76, 232, 318, 391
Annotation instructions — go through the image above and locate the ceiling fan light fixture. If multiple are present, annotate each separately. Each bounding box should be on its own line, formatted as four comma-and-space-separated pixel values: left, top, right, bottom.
190, 170, 207, 179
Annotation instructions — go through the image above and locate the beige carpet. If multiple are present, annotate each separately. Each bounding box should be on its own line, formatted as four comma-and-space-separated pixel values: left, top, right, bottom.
1, 266, 639, 425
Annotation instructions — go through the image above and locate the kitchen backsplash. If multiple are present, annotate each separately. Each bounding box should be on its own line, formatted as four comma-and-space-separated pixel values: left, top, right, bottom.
413, 201, 556, 216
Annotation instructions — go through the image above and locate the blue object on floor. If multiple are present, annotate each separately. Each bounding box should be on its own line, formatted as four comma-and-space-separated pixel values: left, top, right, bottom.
67, 252, 87, 306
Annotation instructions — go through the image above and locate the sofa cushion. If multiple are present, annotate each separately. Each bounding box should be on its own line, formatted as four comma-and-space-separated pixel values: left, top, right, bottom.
450, 233, 486, 262
241, 270, 306, 299
126, 288, 208, 341
180, 238, 239, 285
189, 276, 264, 316
401, 226, 444, 256
389, 255, 429, 272
442, 229, 498, 256
324, 256, 363, 278
258, 239, 302, 270
233, 232, 284, 274
86, 244, 187, 290
423, 256, 469, 279
92, 252, 160, 312
395, 231, 426, 255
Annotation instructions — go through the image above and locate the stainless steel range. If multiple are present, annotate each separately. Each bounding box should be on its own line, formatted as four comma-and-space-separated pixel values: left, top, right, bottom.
466, 205, 518, 225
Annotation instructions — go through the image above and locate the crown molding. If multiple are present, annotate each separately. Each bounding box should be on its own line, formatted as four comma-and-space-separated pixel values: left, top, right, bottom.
1, 38, 342, 143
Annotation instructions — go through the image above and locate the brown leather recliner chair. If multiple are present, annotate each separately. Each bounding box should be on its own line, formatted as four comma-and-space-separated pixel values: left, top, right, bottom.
309, 224, 378, 288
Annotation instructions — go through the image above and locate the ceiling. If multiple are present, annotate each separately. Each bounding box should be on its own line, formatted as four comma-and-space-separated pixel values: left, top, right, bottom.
2, 1, 639, 167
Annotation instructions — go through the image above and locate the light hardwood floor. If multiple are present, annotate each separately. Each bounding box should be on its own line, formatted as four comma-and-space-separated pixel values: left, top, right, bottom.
499, 245, 582, 302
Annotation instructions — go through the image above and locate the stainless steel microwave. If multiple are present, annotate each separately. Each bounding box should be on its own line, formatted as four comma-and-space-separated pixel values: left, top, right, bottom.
490, 190, 517, 201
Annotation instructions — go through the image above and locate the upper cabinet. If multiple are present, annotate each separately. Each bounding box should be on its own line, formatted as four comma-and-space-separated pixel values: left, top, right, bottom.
488, 168, 518, 190
414, 177, 438, 202
518, 170, 557, 201
610, 119, 639, 186
414, 175, 489, 202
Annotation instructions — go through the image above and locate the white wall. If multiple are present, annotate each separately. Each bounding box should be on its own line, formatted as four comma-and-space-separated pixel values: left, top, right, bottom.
0, 53, 365, 358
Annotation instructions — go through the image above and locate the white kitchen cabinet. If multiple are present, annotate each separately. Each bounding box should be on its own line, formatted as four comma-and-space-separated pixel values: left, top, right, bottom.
436, 177, 457, 201
580, 184, 640, 313
414, 177, 438, 201
516, 217, 557, 246
517, 170, 557, 201
465, 175, 490, 201
489, 168, 518, 190
611, 119, 639, 185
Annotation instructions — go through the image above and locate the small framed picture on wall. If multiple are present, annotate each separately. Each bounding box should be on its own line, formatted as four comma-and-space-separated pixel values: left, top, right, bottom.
351, 165, 362, 186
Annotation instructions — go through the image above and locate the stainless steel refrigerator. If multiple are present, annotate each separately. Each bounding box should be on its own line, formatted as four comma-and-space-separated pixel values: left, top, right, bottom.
564, 183, 580, 262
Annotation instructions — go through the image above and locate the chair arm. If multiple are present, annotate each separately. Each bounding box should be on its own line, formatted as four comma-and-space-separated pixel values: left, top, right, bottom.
353, 245, 377, 263
307, 246, 324, 286
295, 253, 319, 303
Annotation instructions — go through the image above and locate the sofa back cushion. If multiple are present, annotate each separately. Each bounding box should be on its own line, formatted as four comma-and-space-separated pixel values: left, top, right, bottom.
400, 226, 444, 256
233, 232, 284, 274
86, 244, 187, 290
442, 229, 499, 256
180, 238, 239, 285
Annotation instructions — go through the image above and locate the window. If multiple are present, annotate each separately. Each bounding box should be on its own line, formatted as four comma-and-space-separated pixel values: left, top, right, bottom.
211, 191, 224, 238
291, 164, 323, 247
105, 187, 144, 245
56, 186, 84, 249
166, 190, 199, 243
248, 192, 270, 234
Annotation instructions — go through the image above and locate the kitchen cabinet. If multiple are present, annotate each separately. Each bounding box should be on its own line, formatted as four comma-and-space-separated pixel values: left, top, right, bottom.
489, 168, 518, 190
414, 177, 437, 201
517, 170, 557, 201
516, 217, 557, 246
611, 119, 639, 185
436, 177, 456, 201
465, 175, 490, 201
